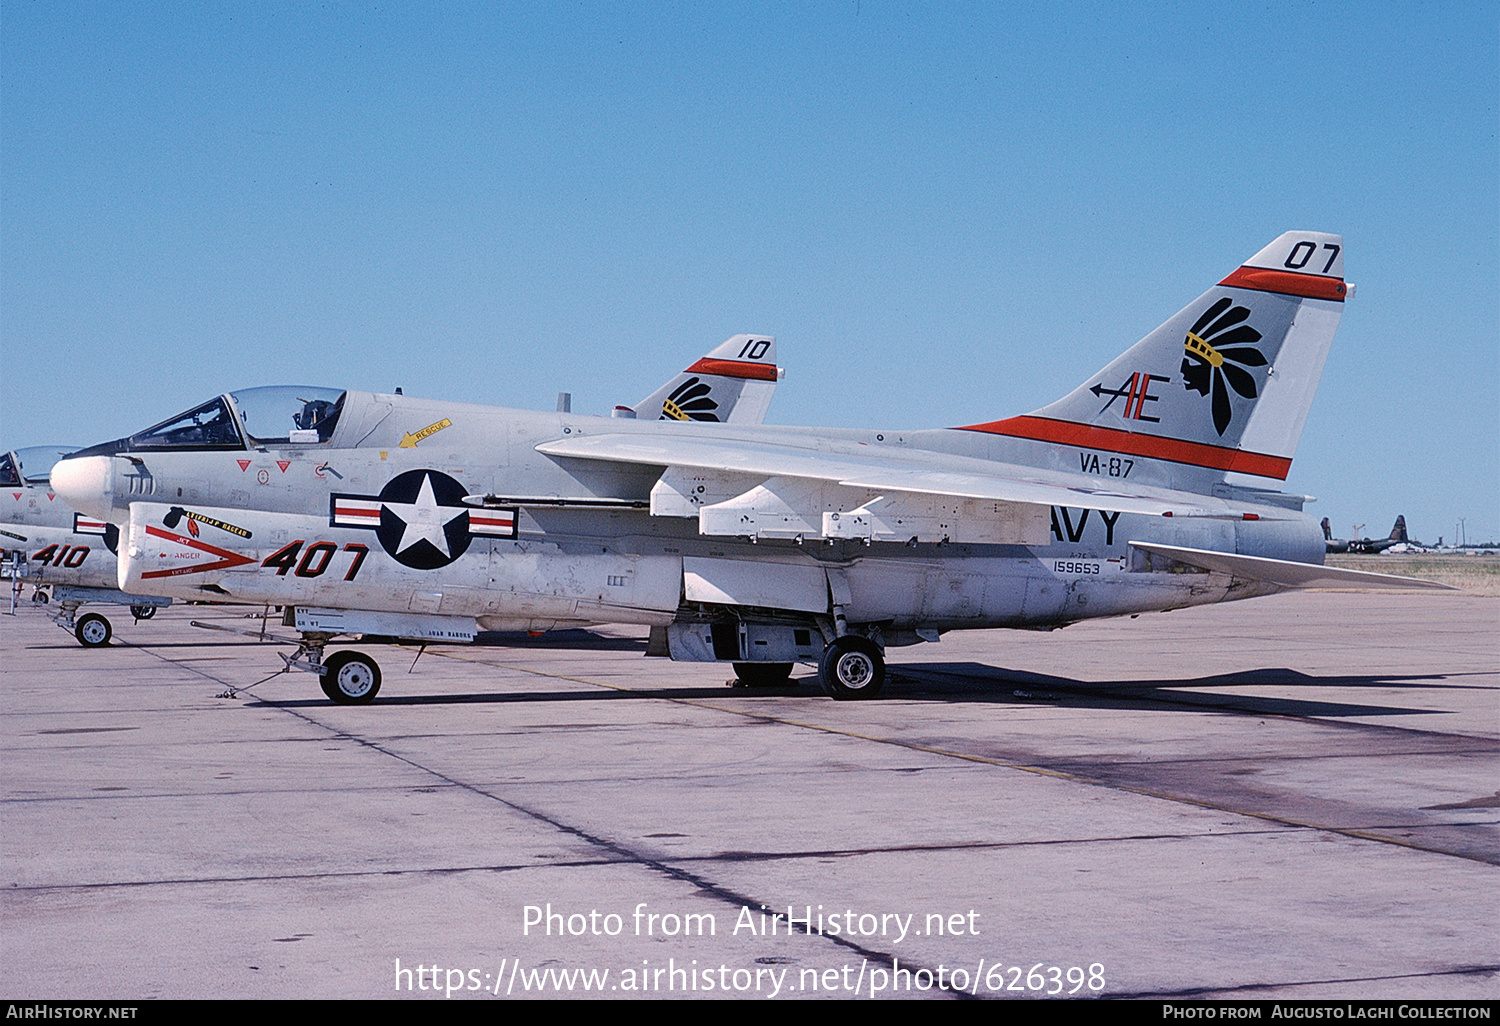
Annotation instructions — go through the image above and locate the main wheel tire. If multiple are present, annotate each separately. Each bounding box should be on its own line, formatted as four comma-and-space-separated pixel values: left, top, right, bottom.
320, 651, 382, 705
818, 636, 885, 700
732, 662, 795, 687
75, 612, 112, 647
130, 605, 157, 620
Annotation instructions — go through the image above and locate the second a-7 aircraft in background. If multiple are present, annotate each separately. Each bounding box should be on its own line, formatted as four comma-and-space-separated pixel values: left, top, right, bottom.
53, 232, 1446, 704
2, 445, 170, 645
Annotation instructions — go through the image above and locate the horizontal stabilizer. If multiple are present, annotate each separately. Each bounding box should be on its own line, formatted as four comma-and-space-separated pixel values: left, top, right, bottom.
1128, 542, 1455, 591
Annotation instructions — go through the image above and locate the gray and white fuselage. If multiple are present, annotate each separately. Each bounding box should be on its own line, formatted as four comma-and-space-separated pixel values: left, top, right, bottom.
50, 232, 1445, 700
53, 389, 1316, 636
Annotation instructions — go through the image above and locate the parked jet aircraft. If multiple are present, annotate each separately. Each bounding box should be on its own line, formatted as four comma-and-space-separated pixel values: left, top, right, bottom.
52, 233, 1448, 704
1322, 515, 1408, 554
2, 446, 169, 645
8, 336, 780, 649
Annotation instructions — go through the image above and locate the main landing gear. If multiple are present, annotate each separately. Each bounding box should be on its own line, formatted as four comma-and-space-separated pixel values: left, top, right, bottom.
818, 635, 885, 700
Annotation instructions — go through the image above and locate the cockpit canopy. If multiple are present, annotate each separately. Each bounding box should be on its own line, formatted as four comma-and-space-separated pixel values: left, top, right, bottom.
71, 387, 346, 456
0, 446, 78, 487
231, 386, 345, 445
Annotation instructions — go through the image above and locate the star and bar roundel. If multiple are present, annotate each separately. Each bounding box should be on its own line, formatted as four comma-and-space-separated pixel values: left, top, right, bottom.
330, 470, 516, 570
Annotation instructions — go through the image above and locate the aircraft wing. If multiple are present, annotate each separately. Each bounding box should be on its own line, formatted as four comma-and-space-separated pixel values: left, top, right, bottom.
536, 432, 1287, 523
1129, 542, 1456, 591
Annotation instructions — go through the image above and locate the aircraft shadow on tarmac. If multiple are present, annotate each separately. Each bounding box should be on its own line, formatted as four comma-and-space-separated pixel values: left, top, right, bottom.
253, 662, 1480, 719
884, 662, 1475, 719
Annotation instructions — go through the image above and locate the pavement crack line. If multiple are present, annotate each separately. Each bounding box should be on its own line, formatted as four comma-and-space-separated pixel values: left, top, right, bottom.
123, 639, 976, 999
10, 827, 1303, 893
1115, 963, 1500, 1000
424, 648, 1500, 867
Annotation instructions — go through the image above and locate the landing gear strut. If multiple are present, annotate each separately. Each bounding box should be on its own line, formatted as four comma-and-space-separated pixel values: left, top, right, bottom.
53, 600, 112, 648
280, 632, 382, 705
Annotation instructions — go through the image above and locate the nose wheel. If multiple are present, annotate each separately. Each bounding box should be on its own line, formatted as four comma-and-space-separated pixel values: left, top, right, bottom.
818, 635, 885, 700
74, 612, 113, 647
319, 650, 382, 705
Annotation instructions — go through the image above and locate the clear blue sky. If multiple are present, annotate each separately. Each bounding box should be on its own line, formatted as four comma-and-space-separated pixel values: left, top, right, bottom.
4, 2, 1496, 543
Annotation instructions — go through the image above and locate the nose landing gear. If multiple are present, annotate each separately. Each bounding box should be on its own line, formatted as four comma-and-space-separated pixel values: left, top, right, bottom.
280, 632, 382, 705
74, 611, 113, 647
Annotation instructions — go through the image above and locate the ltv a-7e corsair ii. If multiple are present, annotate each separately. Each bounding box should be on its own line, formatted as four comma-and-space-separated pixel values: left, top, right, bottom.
52, 233, 1444, 704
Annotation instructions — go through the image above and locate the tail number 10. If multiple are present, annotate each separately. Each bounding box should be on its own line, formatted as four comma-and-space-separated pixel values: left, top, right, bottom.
737, 338, 772, 360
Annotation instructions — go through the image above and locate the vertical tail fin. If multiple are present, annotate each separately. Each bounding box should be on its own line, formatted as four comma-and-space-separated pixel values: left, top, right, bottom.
1391, 515, 1407, 542
626, 335, 781, 425
961, 232, 1347, 489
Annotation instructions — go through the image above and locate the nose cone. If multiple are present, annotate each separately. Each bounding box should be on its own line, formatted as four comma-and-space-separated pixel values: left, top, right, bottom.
51, 456, 115, 520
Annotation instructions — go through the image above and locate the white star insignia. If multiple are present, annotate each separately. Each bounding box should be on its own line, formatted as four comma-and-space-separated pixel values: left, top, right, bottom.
382, 474, 466, 557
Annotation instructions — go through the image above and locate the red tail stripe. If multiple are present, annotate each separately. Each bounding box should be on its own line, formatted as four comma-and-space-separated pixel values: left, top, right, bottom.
685, 358, 778, 381
956, 416, 1293, 480
1219, 266, 1346, 301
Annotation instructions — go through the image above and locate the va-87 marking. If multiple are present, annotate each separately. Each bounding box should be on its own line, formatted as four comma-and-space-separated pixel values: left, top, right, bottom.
1078, 452, 1133, 478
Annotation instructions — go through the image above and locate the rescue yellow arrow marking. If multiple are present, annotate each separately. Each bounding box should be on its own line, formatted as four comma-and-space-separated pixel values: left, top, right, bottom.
398, 418, 452, 448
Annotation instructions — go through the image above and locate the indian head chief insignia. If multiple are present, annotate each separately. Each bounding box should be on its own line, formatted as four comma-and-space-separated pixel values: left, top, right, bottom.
659, 377, 721, 422
1181, 297, 1268, 435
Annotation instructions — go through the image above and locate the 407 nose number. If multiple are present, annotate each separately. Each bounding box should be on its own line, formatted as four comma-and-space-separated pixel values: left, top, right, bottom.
261, 541, 369, 581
